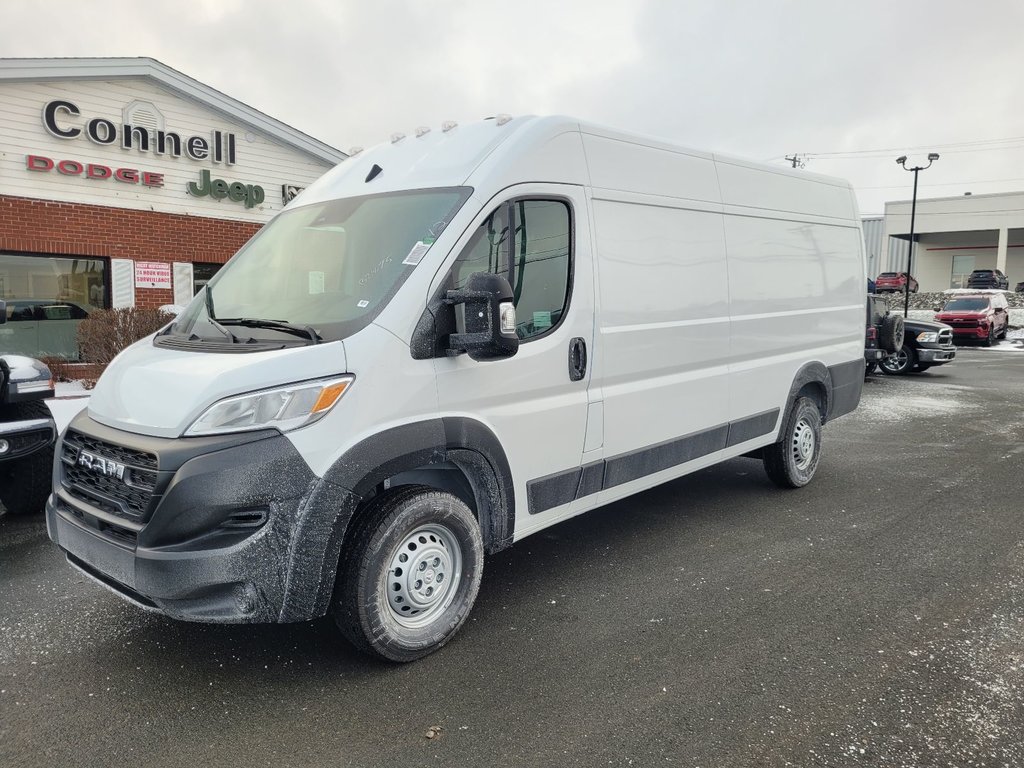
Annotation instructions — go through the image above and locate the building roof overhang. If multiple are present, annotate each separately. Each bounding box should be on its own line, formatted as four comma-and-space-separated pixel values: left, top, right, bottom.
0, 57, 347, 166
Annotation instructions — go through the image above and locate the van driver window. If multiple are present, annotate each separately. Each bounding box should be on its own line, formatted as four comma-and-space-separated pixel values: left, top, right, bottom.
452, 199, 571, 340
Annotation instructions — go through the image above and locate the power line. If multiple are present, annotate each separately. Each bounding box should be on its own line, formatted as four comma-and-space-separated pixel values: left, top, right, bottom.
858, 176, 1024, 190
806, 134, 1024, 158
769, 134, 1024, 163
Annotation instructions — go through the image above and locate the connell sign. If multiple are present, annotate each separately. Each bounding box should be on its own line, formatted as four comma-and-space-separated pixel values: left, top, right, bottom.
42, 99, 238, 165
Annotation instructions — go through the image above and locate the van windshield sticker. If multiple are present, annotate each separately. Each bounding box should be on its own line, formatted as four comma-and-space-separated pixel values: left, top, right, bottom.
402, 240, 432, 266
357, 300, 370, 308
533, 310, 552, 330
308, 271, 325, 294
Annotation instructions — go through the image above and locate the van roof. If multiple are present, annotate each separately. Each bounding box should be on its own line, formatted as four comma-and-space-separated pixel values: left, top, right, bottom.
295, 115, 856, 218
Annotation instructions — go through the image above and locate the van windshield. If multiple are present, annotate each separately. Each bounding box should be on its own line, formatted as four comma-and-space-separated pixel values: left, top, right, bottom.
170, 187, 471, 345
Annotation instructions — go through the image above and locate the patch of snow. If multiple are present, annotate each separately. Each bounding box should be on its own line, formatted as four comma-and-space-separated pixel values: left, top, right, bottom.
855, 380, 978, 424
46, 385, 89, 434
55, 381, 88, 396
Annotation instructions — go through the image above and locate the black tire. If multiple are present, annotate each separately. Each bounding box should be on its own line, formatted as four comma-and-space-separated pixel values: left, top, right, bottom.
332, 486, 484, 662
763, 397, 822, 489
879, 314, 905, 353
879, 344, 917, 375
865, 361, 877, 376
983, 326, 994, 347
999, 324, 1008, 340
0, 402, 55, 516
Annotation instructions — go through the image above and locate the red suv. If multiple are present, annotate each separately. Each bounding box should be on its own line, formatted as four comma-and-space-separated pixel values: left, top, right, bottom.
875, 272, 919, 293
934, 293, 1009, 346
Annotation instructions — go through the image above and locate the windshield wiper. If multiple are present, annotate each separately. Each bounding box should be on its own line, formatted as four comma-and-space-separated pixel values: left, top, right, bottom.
204, 285, 241, 343
216, 317, 322, 344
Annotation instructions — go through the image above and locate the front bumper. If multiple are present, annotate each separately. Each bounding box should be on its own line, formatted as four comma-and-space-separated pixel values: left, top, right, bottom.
46, 412, 358, 624
917, 346, 956, 364
949, 327, 990, 340
0, 416, 54, 462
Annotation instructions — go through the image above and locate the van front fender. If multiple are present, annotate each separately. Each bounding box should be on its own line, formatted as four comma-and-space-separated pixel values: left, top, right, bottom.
278, 417, 514, 622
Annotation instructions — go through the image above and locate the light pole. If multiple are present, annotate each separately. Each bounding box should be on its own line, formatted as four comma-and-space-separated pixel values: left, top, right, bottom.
896, 153, 939, 317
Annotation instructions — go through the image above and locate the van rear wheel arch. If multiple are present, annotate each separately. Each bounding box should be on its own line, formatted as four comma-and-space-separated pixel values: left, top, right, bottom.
784, 363, 832, 425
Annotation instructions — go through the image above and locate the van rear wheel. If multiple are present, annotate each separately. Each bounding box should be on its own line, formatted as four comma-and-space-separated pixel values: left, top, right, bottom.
331, 486, 484, 662
763, 397, 822, 489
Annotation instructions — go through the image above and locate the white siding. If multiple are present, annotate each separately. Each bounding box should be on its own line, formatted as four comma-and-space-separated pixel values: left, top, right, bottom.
0, 79, 336, 223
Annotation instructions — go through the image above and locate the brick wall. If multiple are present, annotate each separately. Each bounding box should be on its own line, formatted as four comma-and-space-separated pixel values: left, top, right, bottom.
0, 193, 262, 306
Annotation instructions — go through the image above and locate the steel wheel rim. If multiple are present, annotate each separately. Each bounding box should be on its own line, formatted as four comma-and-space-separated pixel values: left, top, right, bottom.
791, 418, 816, 472
385, 524, 463, 629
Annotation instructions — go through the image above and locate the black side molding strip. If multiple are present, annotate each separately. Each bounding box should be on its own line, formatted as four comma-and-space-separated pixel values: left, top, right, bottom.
526, 408, 780, 515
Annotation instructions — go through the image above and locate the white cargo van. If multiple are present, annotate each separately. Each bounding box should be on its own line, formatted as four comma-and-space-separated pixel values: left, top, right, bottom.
47, 116, 866, 661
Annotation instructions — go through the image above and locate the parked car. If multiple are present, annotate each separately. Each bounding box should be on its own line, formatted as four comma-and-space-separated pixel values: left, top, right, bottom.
4, 298, 91, 321
874, 272, 918, 293
878, 318, 956, 375
0, 317, 57, 516
1015, 280, 1024, 293
966, 269, 1009, 290
865, 294, 904, 373
934, 293, 1010, 346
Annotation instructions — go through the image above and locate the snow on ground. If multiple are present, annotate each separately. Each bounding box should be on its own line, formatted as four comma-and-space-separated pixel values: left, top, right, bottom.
47, 381, 89, 434
856, 379, 980, 424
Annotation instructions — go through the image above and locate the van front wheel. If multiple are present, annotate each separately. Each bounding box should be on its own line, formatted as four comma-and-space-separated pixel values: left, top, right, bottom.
763, 397, 822, 488
332, 486, 484, 662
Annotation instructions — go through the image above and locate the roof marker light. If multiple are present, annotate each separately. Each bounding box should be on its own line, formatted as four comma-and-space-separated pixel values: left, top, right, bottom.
495, 113, 513, 126
391, 132, 406, 144
441, 121, 458, 132
415, 126, 431, 138
348, 146, 363, 156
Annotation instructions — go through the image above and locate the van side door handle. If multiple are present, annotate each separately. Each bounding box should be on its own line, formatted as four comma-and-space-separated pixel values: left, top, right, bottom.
568, 337, 587, 382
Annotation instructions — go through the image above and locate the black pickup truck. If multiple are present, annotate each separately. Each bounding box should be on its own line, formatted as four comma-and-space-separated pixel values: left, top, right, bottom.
1, 302, 57, 515
878, 317, 956, 375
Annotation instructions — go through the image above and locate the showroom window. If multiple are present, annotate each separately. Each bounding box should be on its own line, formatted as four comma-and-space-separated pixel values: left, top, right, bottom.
0, 253, 108, 360
950, 254, 975, 288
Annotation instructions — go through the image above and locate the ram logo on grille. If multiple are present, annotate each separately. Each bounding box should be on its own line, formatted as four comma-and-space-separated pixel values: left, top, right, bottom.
77, 451, 127, 481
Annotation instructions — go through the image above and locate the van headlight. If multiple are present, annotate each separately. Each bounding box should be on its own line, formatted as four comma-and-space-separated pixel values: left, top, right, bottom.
916, 331, 940, 343
184, 376, 354, 436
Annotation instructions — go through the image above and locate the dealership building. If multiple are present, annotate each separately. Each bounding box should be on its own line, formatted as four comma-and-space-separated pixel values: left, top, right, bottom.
869, 191, 1024, 292
0, 57, 346, 360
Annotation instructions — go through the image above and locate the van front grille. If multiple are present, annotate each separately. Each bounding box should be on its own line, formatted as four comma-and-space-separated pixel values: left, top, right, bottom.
61, 430, 158, 519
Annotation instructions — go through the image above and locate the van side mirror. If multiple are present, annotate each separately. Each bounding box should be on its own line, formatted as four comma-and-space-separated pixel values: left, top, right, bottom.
445, 272, 519, 361
933, 306, 942, 312
0, 300, 5, 325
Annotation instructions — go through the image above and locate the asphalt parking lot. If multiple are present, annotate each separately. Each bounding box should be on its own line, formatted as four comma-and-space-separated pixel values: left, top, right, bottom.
3, 346, 1023, 768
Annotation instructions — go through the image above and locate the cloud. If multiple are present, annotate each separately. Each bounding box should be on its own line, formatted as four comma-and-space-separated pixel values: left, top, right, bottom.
2, 0, 1023, 214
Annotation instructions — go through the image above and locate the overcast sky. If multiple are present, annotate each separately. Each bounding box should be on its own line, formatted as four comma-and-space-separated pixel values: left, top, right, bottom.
5, 0, 1024, 215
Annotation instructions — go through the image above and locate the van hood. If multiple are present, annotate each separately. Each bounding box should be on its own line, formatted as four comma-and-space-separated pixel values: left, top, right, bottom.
87, 337, 348, 438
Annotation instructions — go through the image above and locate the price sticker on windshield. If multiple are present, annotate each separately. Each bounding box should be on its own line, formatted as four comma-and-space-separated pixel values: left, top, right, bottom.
402, 240, 432, 266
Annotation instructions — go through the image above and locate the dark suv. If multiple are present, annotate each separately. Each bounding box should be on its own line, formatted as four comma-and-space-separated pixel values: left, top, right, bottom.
865, 294, 903, 373
966, 269, 1009, 289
